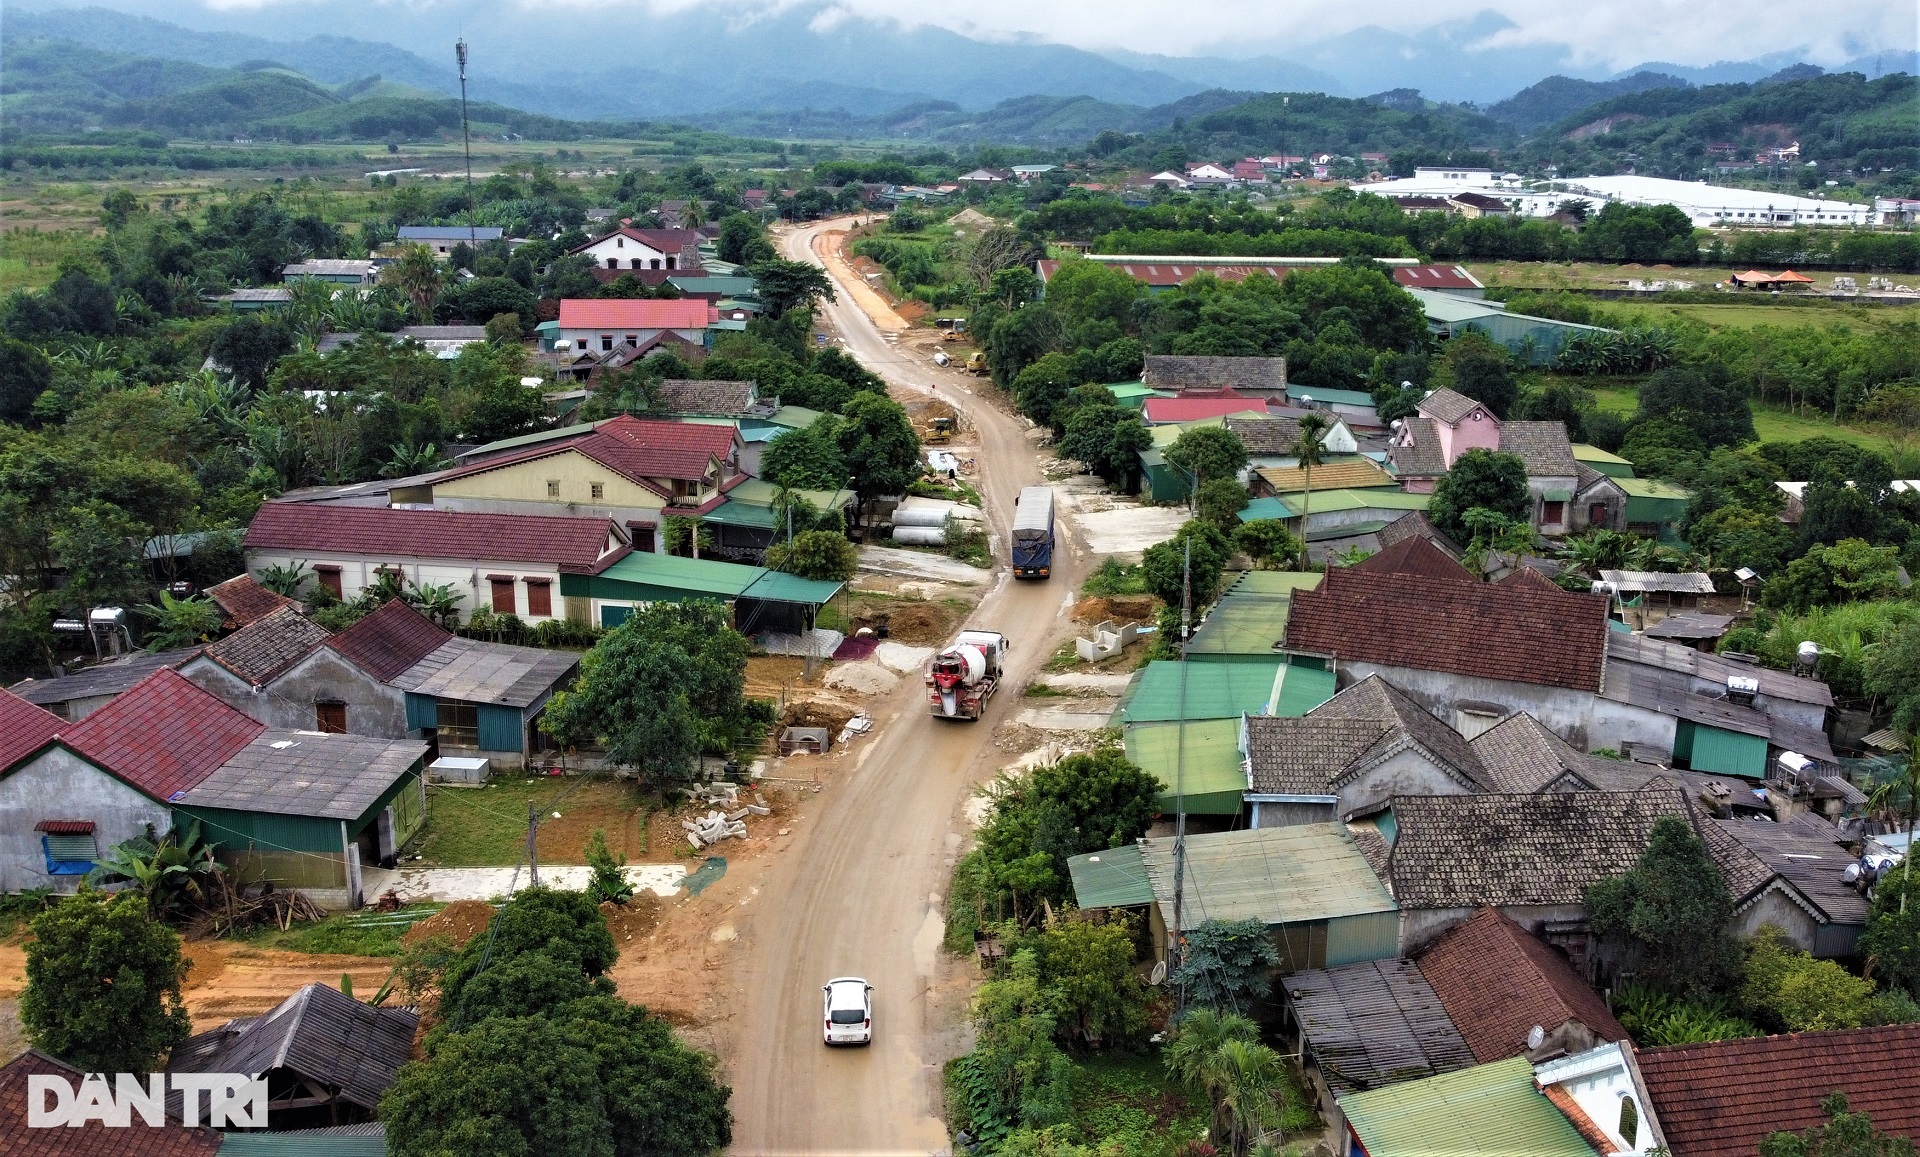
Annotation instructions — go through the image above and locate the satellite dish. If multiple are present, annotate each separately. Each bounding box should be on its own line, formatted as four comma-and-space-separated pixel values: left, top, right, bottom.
1527, 1025, 1545, 1050
1149, 960, 1168, 986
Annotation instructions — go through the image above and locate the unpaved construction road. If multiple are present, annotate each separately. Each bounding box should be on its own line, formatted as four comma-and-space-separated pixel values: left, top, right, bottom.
719, 219, 1090, 1155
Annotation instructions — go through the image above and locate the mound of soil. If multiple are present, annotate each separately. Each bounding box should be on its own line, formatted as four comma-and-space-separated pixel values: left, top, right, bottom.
1072, 595, 1159, 625
881, 601, 949, 644
603, 893, 661, 945
783, 700, 856, 732
402, 900, 493, 949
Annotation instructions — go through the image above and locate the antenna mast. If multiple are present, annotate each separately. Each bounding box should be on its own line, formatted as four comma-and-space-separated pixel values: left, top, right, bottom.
1171, 536, 1191, 1012
456, 39, 476, 255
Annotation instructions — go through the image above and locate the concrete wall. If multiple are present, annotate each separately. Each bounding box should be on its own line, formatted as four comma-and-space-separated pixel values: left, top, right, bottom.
0, 747, 173, 893
1400, 901, 1588, 955
1338, 748, 1478, 821
180, 650, 408, 738
579, 234, 677, 267
1337, 661, 1677, 757
419, 495, 667, 551
431, 448, 683, 509
1427, 406, 1499, 466
1251, 800, 1338, 827
1734, 890, 1822, 953
244, 552, 573, 624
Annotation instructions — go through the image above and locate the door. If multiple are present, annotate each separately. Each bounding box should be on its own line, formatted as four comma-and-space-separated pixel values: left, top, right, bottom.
315, 701, 347, 733
490, 577, 516, 614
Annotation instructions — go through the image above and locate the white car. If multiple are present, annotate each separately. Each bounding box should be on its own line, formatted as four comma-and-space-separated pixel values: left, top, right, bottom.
823, 977, 873, 1045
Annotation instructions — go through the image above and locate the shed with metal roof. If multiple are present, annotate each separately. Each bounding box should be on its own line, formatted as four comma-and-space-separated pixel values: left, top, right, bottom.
1122, 717, 1245, 815
1337, 1055, 1598, 1157
561, 550, 844, 636
1120, 658, 1334, 723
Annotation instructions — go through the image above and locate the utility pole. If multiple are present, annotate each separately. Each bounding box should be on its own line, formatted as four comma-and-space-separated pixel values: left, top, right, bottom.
526, 800, 540, 888
1170, 536, 1191, 1013
455, 39, 477, 256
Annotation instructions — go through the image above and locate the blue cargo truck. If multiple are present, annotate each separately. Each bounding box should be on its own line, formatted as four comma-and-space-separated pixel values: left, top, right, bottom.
1011, 486, 1055, 579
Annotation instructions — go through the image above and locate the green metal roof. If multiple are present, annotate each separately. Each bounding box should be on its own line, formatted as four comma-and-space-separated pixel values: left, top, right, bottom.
219, 1126, 386, 1156
456, 419, 599, 461
1123, 659, 1285, 723
741, 570, 844, 605
1239, 496, 1295, 520
1139, 823, 1395, 930
1291, 488, 1431, 515
594, 550, 762, 597
702, 500, 781, 529
1338, 1057, 1597, 1157
1285, 385, 1375, 407
1227, 571, 1325, 596
767, 405, 826, 430
1272, 662, 1338, 715
1101, 381, 1162, 401
1067, 843, 1154, 909
1572, 443, 1636, 478
669, 274, 759, 298
1617, 476, 1693, 500
1124, 718, 1245, 816
1188, 595, 1293, 657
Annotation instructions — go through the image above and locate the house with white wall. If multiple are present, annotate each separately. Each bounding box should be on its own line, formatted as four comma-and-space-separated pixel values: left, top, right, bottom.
569, 226, 702, 278
551, 298, 718, 356
243, 503, 630, 624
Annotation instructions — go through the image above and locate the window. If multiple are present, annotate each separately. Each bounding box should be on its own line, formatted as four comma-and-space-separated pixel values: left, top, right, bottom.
666, 256, 677, 269
526, 579, 552, 617
1543, 500, 1565, 525
624, 334, 637, 347
616, 237, 624, 248
606, 258, 618, 270
1618, 1097, 1639, 1147
547, 480, 561, 498
436, 700, 478, 747
601, 335, 613, 351
315, 566, 343, 600
650, 258, 661, 269
590, 482, 605, 500
631, 524, 657, 552
40, 829, 99, 876
631, 259, 642, 269
490, 576, 516, 614
315, 701, 347, 733
1589, 502, 1608, 526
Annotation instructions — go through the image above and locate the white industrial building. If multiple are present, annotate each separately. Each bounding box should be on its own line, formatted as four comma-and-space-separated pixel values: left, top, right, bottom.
1353, 168, 1875, 228
1549, 175, 1874, 228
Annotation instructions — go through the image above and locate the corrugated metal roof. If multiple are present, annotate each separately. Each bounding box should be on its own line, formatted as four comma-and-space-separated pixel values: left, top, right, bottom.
219, 1125, 385, 1156
743, 570, 845, 605
1239, 495, 1295, 521
1617, 476, 1693, 500
1067, 844, 1155, 909
1337, 1055, 1597, 1157
1188, 595, 1295, 656
1283, 488, 1431, 514
1599, 569, 1715, 594
1122, 659, 1285, 723
594, 550, 761, 597
171, 984, 415, 1114
1123, 718, 1245, 815
1285, 959, 1476, 1096
1226, 571, 1324, 596
180, 731, 425, 819
1139, 824, 1395, 931
390, 638, 578, 708
8, 648, 200, 706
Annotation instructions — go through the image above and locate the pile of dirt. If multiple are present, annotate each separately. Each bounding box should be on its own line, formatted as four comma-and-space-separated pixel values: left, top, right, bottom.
1072, 595, 1159, 625
602, 893, 660, 945
881, 601, 950, 644
895, 299, 931, 323
783, 700, 856, 732
824, 661, 899, 696
402, 900, 493, 949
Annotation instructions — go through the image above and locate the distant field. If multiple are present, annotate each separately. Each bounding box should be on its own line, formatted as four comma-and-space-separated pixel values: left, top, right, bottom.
1587, 383, 1896, 453
1602, 300, 1920, 331
1469, 262, 1816, 291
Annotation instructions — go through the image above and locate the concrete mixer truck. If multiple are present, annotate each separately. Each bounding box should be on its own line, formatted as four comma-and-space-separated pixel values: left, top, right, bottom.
925, 630, 1008, 721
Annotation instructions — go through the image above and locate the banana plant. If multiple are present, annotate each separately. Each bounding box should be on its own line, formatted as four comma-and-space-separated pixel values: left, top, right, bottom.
88, 821, 224, 919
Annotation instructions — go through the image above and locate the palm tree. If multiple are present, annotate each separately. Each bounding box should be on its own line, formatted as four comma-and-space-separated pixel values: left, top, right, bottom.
1290, 412, 1331, 569
381, 243, 443, 323
1165, 1009, 1261, 1145
1215, 1038, 1285, 1155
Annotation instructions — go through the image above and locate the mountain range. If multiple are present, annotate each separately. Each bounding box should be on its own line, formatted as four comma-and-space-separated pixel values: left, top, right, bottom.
8, 0, 1916, 120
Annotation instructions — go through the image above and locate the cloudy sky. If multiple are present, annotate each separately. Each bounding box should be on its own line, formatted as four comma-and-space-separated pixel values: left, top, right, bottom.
173, 0, 1913, 69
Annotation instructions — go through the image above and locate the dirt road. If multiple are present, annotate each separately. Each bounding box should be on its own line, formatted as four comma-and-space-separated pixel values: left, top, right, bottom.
719, 219, 1087, 1155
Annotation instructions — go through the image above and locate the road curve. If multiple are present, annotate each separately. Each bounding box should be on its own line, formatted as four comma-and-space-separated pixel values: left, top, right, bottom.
720, 218, 1085, 1155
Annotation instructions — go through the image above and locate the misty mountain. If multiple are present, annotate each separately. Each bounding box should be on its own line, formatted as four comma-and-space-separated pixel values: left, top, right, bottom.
1096, 50, 1348, 97
689, 88, 1258, 145
1484, 71, 1690, 132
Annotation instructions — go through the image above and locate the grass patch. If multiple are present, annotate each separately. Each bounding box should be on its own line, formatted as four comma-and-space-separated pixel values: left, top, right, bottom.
1580, 383, 1895, 452
1024, 682, 1070, 698
418, 777, 654, 867
241, 905, 445, 957
1060, 1052, 1210, 1157
1083, 558, 1148, 597
1602, 300, 1920, 332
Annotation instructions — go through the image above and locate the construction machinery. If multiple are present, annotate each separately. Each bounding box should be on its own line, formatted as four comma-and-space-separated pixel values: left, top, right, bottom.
965, 351, 988, 375
926, 630, 1007, 721
926, 416, 955, 445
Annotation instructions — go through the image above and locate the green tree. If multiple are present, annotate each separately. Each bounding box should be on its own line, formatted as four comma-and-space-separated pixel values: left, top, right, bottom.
1032, 918, 1150, 1049
208, 315, 295, 390
835, 393, 921, 510
1759, 1092, 1917, 1157
1866, 618, 1920, 739
763, 529, 857, 582
1171, 918, 1281, 1011
137, 591, 222, 650
0, 336, 52, 425
1764, 539, 1902, 613
761, 417, 848, 490
1427, 449, 1530, 545
384, 1017, 617, 1157
1637, 364, 1757, 450
1742, 926, 1878, 1032
1141, 520, 1231, 611
1056, 395, 1150, 489
715, 213, 765, 265
1195, 478, 1250, 532
745, 259, 835, 318
1232, 519, 1302, 570
445, 276, 538, 326
557, 996, 734, 1157
1441, 332, 1519, 418
21, 892, 193, 1072
436, 888, 619, 1026
1164, 1009, 1263, 1152
968, 749, 1163, 918
1164, 426, 1249, 489
1586, 816, 1742, 998
382, 243, 444, 323
1859, 872, 1920, 1002
1290, 411, 1333, 567
585, 830, 634, 905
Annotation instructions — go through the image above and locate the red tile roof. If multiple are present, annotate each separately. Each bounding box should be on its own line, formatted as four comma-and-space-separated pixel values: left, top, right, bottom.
328, 599, 454, 682
1636, 1025, 1920, 1157
431, 414, 738, 494
570, 225, 701, 256
0, 686, 63, 770
0, 1050, 224, 1156
1144, 396, 1271, 423
1540, 1083, 1616, 1153
1392, 264, 1482, 291
1353, 536, 1475, 582
203, 573, 298, 628
62, 669, 264, 802
244, 504, 628, 573
556, 298, 716, 330
1283, 563, 1610, 691
1415, 908, 1627, 1064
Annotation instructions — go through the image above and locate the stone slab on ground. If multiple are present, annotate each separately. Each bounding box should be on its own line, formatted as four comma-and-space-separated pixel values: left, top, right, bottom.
1016, 702, 1121, 731
364, 863, 687, 903
1039, 672, 1135, 694
824, 660, 900, 695
857, 545, 988, 584
1071, 503, 1187, 559
874, 642, 936, 674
